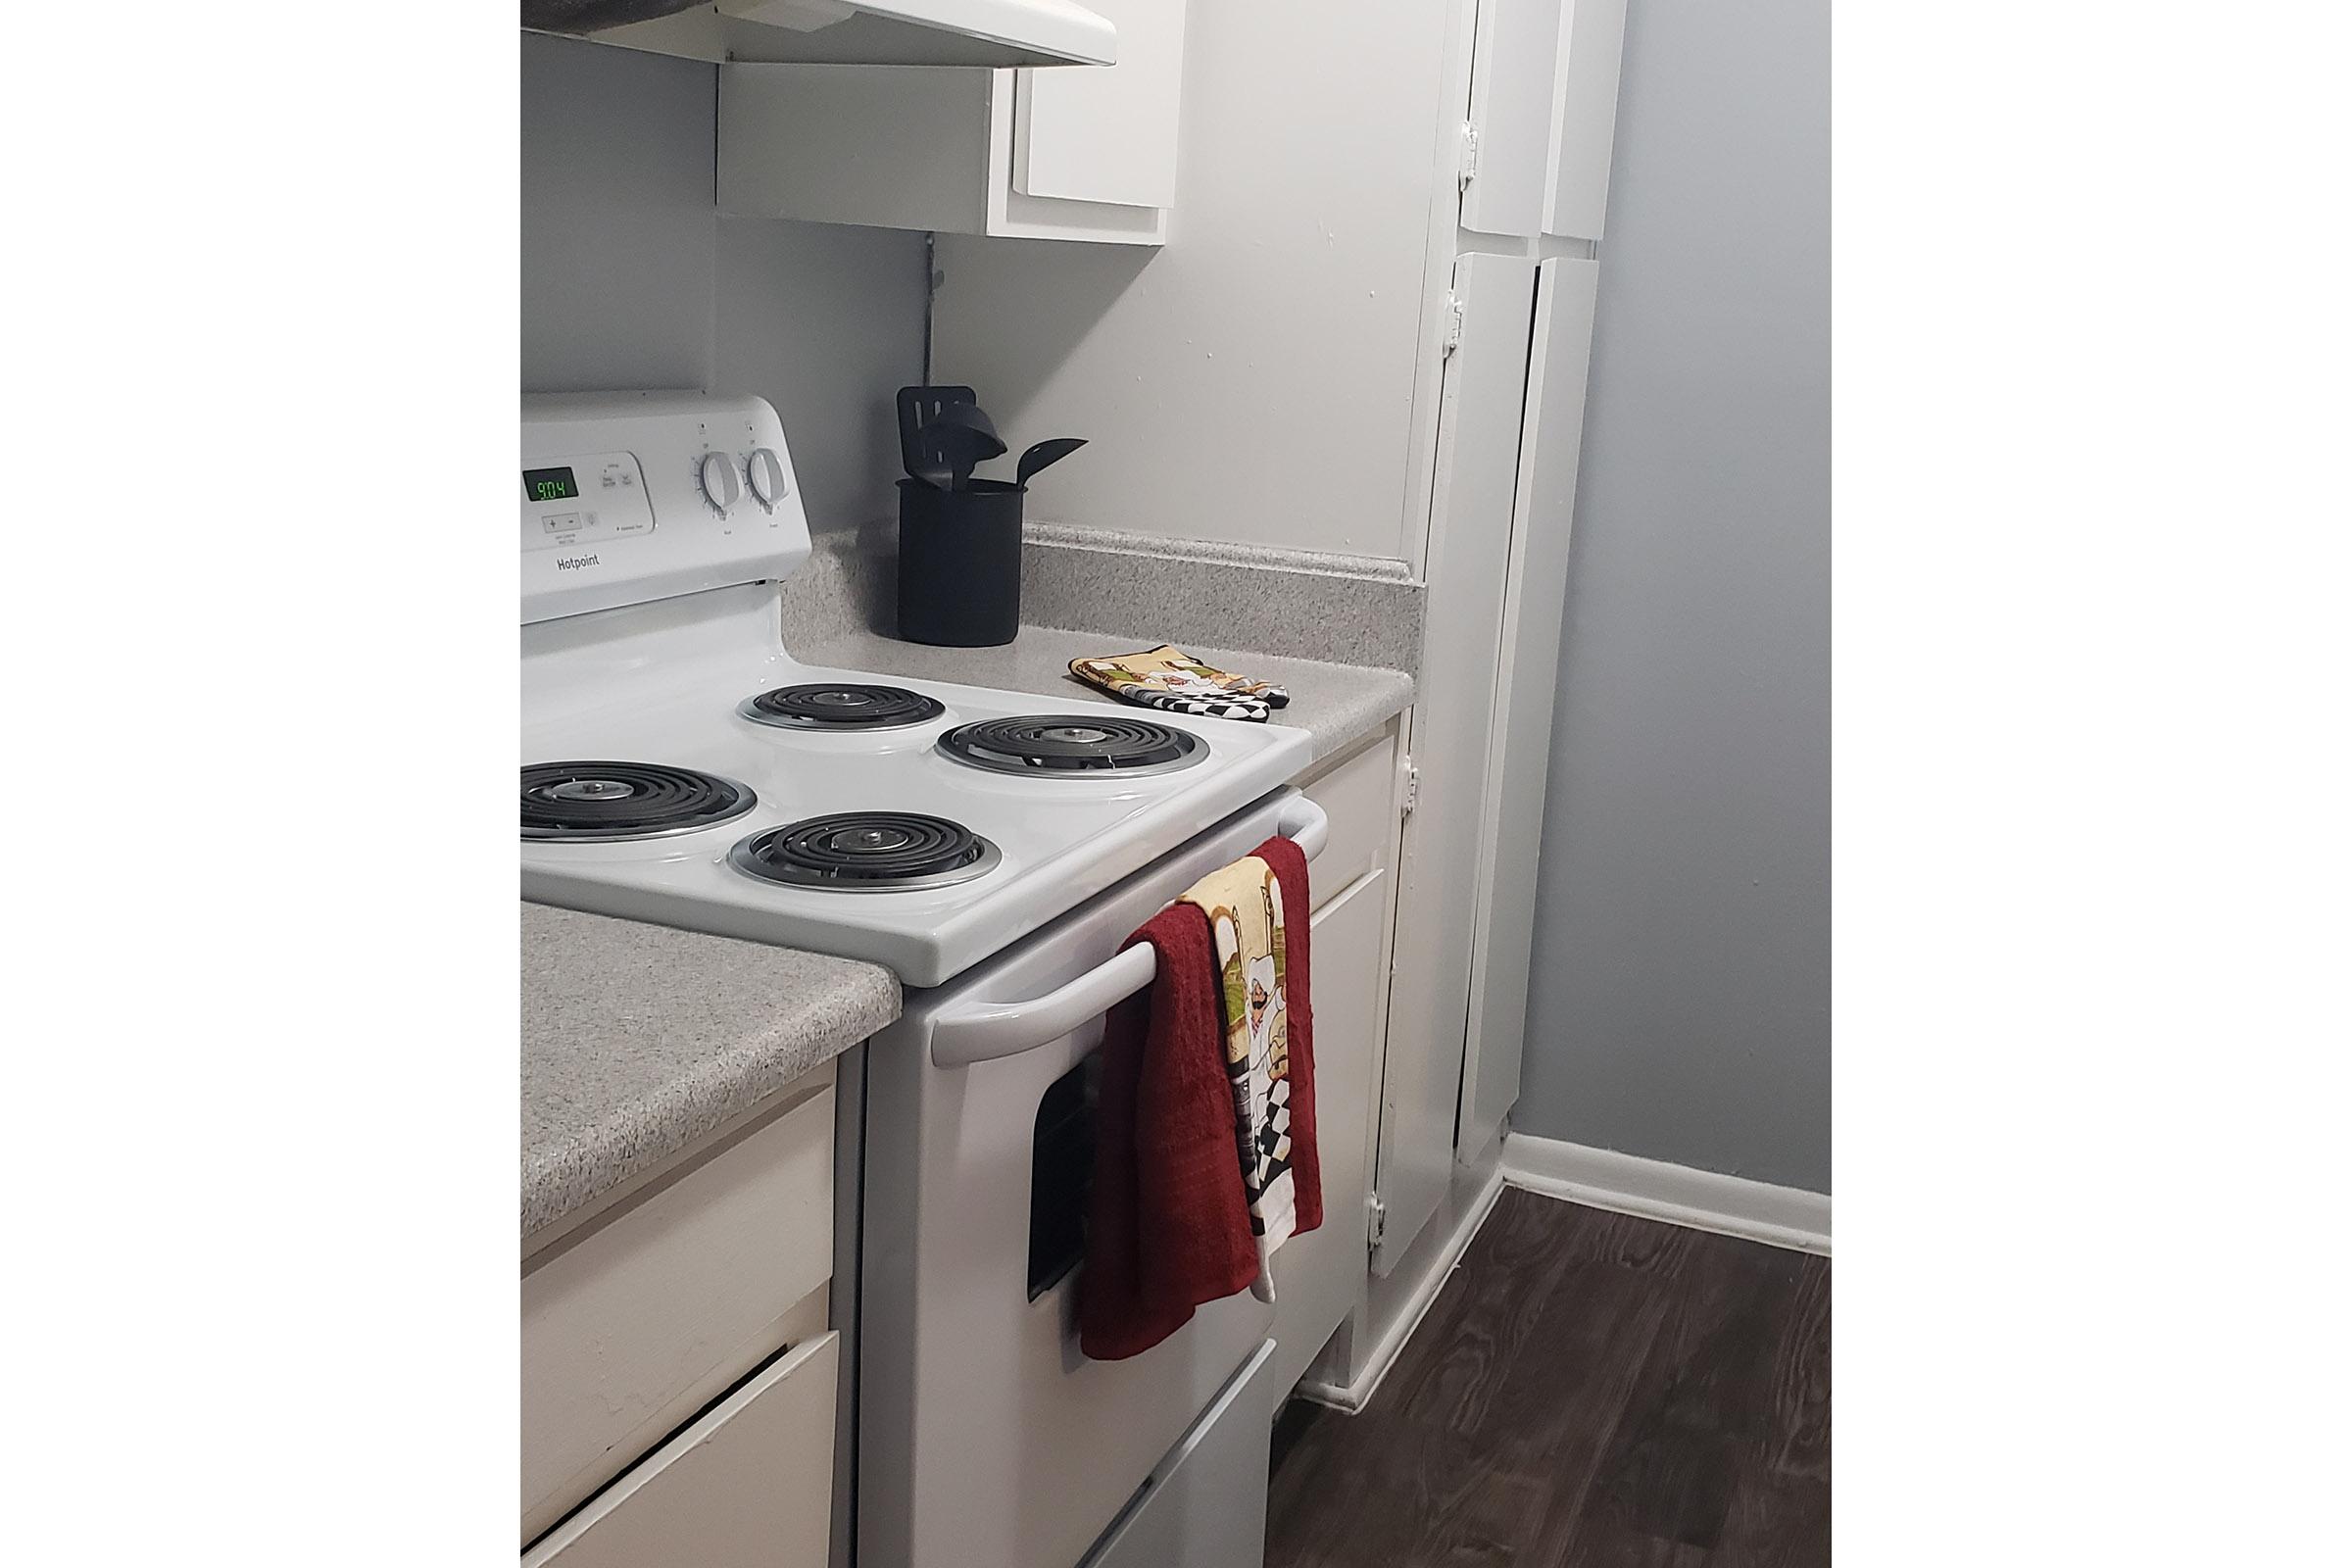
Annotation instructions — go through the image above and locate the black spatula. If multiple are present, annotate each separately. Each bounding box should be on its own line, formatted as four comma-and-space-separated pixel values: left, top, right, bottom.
896, 385, 976, 479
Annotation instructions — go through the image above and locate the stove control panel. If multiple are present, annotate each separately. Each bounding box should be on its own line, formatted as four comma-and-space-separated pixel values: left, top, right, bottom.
521, 392, 811, 624
520, 453, 657, 553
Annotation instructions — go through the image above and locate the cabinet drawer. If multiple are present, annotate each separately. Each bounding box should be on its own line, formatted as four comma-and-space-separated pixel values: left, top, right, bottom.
1077, 1340, 1281, 1568
522, 1069, 835, 1542
524, 1331, 839, 1568
1299, 732, 1398, 908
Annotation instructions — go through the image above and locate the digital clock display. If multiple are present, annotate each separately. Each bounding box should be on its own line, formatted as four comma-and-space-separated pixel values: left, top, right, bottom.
524, 466, 579, 504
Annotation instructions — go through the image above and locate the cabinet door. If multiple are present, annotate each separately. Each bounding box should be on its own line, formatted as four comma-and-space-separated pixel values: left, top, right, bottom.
1460, 0, 1565, 239
1013, 0, 1188, 212
1267, 865, 1390, 1396
1458, 258, 1600, 1162
523, 1332, 839, 1568
1544, 0, 1629, 241
1377, 251, 1538, 1274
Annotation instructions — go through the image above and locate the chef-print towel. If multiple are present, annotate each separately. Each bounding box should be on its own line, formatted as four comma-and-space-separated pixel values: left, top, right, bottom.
1177, 856, 1296, 1301
1069, 645, 1291, 722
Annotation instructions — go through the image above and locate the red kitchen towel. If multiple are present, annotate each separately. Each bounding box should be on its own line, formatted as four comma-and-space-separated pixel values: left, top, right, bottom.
1078, 836, 1322, 1360
1252, 832, 1323, 1238
1080, 903, 1258, 1360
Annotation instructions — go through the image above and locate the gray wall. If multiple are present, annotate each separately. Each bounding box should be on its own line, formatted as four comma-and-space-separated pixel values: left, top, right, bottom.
521, 34, 926, 533
1514, 0, 1831, 1193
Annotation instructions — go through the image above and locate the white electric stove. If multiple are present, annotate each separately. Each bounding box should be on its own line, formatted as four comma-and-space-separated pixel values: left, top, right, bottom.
524, 390, 1316, 1568
519, 390, 1309, 987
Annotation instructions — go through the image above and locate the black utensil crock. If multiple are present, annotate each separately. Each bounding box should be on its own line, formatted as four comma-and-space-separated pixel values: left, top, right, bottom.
896, 478, 1023, 647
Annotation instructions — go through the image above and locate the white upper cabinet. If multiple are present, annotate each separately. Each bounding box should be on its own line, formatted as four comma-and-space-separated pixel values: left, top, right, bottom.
1012, 0, 1184, 211
1458, 0, 1627, 244
1459, 0, 1564, 240
527, 0, 1117, 69
719, 0, 1185, 244
1544, 0, 1628, 240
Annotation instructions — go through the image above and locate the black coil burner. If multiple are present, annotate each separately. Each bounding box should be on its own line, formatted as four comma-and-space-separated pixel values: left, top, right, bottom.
740, 683, 946, 731
937, 714, 1205, 777
521, 761, 756, 842
728, 811, 1002, 893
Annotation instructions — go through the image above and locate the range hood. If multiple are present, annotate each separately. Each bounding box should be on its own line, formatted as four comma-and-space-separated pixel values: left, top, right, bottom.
522, 0, 1116, 68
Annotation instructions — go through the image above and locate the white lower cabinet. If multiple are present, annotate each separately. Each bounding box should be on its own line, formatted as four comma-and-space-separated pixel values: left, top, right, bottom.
521, 1062, 841, 1559
1265, 863, 1391, 1397
523, 1332, 840, 1568
521, 1070, 836, 1542
1077, 1340, 1283, 1568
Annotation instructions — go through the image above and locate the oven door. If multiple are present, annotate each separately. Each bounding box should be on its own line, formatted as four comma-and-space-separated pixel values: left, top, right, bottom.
859, 788, 1320, 1568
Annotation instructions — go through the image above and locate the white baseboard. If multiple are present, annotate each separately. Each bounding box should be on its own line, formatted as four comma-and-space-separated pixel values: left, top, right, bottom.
1292, 1164, 1505, 1414
1500, 1133, 1831, 1256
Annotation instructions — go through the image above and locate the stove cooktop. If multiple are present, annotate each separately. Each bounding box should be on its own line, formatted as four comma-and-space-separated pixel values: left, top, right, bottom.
520, 590, 1308, 987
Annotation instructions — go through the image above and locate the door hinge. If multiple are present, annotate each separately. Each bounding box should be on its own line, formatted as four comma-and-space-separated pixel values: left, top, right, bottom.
1367, 1194, 1389, 1252
1457, 121, 1481, 190
1442, 297, 1466, 357
1400, 758, 1420, 816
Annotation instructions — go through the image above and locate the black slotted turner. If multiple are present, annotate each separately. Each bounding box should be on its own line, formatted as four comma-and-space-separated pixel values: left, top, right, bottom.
896, 385, 977, 480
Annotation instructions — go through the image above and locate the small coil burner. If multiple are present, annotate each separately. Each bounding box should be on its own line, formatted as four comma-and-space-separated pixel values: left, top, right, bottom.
936, 715, 1205, 778
728, 811, 1002, 893
522, 761, 756, 842
740, 683, 946, 732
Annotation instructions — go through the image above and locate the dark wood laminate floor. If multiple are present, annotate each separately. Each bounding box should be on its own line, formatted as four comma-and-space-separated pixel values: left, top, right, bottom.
1266, 1189, 1830, 1567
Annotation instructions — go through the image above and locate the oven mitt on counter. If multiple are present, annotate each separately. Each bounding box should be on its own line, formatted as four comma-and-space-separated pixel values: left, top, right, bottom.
1068, 645, 1291, 722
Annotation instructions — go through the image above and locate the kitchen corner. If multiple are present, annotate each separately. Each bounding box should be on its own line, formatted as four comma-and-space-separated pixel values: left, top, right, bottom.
780, 525, 1421, 766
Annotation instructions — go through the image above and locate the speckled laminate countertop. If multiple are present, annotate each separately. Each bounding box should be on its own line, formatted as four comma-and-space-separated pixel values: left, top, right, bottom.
790, 625, 1415, 766
521, 904, 901, 1246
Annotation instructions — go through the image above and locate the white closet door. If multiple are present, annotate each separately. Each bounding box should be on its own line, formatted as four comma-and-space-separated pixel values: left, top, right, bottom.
1375, 250, 1537, 1274
1544, 0, 1629, 240
1013, 0, 1188, 211
1457, 257, 1600, 1162
1459, 0, 1563, 239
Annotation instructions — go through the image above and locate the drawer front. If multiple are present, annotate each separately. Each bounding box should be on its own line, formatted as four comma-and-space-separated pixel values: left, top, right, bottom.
524, 1331, 839, 1568
1078, 1340, 1282, 1568
1298, 731, 1398, 910
523, 1070, 835, 1540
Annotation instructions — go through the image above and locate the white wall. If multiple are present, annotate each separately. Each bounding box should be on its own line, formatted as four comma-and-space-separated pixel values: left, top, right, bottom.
521, 33, 926, 534
1514, 0, 1832, 1193
929, 0, 1456, 562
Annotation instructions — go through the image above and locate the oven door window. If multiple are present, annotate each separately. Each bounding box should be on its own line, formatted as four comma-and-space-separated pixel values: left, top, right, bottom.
1028, 1052, 1102, 1299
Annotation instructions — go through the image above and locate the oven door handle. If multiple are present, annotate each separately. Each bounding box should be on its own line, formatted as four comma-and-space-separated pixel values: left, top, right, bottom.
929, 797, 1331, 1069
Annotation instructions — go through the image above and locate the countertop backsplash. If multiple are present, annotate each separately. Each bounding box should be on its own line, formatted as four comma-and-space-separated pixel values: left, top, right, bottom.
778, 522, 1424, 673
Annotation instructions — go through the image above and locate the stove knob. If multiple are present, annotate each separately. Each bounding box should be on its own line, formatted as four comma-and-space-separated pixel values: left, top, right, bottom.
699, 451, 742, 514
746, 447, 790, 509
